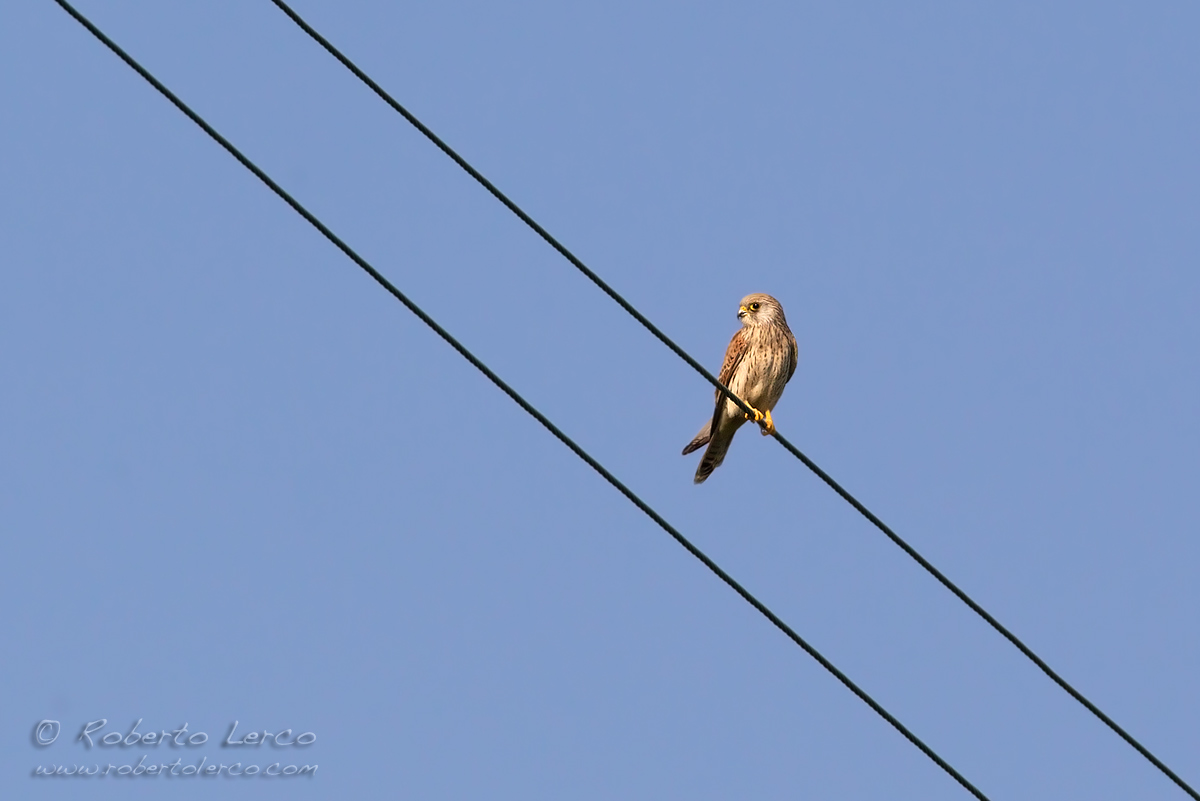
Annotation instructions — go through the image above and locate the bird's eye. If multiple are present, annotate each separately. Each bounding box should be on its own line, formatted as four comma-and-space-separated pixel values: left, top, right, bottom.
749, 302, 761, 311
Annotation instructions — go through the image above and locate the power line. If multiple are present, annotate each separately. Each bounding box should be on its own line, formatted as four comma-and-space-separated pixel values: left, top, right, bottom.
261, 2, 1199, 797
49, 1, 990, 797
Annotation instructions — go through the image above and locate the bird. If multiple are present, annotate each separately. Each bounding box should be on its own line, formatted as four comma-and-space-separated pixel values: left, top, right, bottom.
682, 293, 798, 484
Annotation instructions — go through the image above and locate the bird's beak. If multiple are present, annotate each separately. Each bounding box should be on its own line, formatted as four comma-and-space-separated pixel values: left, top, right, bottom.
737, 306, 748, 319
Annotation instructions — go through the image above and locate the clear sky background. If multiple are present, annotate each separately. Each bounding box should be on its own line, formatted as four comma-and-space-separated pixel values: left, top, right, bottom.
3, 1, 1199, 799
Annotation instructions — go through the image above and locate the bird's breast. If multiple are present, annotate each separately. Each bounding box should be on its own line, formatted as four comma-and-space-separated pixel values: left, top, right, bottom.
730, 329, 791, 409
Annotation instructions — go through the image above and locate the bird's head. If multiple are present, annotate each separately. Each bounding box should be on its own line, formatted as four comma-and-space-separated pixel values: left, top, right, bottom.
737, 293, 786, 327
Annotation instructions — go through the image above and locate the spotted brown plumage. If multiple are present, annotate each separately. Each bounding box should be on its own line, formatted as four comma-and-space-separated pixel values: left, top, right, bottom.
682, 293, 798, 484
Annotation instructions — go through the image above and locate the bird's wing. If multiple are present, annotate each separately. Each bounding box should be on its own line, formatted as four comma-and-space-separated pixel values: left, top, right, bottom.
716, 328, 750, 391
786, 332, 798, 384
708, 328, 751, 430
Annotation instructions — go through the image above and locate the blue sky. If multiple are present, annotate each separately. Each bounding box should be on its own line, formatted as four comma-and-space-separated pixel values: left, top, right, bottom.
4, 1, 1199, 799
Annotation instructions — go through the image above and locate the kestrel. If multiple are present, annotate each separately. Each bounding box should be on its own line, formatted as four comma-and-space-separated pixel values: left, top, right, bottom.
682, 293, 798, 484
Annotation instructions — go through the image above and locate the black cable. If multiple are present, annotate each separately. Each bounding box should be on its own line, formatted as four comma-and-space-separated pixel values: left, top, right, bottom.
49, 1, 990, 797
261, 2, 1199, 798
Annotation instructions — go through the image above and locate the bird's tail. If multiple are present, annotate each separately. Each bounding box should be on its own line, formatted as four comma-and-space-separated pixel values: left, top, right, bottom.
693, 429, 734, 484
681, 420, 712, 456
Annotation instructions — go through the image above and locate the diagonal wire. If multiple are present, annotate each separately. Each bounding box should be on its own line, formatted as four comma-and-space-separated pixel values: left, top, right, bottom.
49, 1, 990, 797
262, 2, 1199, 798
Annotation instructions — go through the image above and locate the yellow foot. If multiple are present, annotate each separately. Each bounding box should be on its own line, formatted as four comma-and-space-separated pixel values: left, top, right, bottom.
743, 405, 765, 424
760, 409, 775, 436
